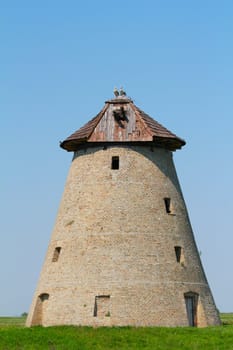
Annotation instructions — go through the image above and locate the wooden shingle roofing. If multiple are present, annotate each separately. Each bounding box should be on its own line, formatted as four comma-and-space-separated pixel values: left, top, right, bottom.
60, 96, 185, 151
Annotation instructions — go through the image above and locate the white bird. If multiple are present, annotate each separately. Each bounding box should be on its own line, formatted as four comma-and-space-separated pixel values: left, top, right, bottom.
119, 87, 126, 96
114, 87, 119, 97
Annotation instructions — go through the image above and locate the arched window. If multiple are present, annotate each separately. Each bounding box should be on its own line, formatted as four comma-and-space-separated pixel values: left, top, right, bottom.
31, 293, 50, 326
39, 293, 49, 302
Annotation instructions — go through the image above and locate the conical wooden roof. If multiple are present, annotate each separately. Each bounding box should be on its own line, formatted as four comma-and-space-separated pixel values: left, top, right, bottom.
60, 94, 185, 151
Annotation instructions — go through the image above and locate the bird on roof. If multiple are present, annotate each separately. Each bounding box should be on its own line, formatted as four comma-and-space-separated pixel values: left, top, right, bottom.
119, 87, 126, 96
114, 87, 119, 97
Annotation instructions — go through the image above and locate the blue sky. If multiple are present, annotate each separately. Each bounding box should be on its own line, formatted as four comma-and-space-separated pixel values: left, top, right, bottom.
1, 0, 233, 315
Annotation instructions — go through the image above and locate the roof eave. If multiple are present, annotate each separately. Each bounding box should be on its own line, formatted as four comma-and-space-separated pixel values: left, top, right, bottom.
152, 136, 186, 151
60, 137, 186, 152
60, 138, 88, 151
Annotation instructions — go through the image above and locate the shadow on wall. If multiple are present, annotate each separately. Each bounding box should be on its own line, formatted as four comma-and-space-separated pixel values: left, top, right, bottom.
71, 144, 183, 195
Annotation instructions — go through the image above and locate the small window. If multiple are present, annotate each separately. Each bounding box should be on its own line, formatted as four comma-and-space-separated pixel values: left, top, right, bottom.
39, 293, 49, 302
93, 295, 111, 317
164, 197, 172, 214
175, 246, 182, 263
52, 247, 61, 262
111, 156, 119, 170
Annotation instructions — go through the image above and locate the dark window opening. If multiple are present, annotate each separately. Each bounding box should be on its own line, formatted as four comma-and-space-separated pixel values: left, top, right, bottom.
111, 156, 119, 170
175, 246, 182, 263
39, 293, 49, 302
52, 247, 61, 262
164, 197, 171, 213
93, 295, 111, 317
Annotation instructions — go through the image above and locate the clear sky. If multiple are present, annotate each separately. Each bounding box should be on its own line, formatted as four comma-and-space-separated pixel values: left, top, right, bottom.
1, 0, 233, 316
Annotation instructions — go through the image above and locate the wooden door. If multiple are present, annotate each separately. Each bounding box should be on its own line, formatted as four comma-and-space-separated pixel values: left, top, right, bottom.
185, 294, 197, 326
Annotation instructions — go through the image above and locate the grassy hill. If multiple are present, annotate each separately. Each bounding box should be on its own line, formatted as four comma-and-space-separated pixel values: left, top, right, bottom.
0, 314, 233, 350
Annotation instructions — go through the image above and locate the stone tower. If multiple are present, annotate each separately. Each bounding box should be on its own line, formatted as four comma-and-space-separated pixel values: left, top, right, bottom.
27, 90, 220, 327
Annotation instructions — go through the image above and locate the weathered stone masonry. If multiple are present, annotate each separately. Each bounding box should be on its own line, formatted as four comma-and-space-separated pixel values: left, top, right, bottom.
27, 91, 220, 327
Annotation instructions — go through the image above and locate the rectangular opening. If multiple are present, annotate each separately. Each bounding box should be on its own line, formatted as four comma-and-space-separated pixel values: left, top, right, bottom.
93, 295, 111, 317
52, 247, 61, 262
174, 246, 182, 263
164, 197, 172, 214
184, 293, 198, 327
111, 156, 119, 170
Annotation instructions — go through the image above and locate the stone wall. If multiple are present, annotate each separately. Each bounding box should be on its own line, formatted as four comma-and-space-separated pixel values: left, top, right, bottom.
26, 145, 220, 327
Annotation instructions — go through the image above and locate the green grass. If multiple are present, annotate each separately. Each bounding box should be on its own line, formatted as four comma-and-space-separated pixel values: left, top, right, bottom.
221, 313, 233, 325
0, 316, 26, 327
0, 314, 232, 350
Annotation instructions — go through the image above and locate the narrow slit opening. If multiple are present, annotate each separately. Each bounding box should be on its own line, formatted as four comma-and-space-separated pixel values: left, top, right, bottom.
52, 247, 61, 262
111, 156, 119, 170
164, 197, 171, 213
175, 246, 182, 263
